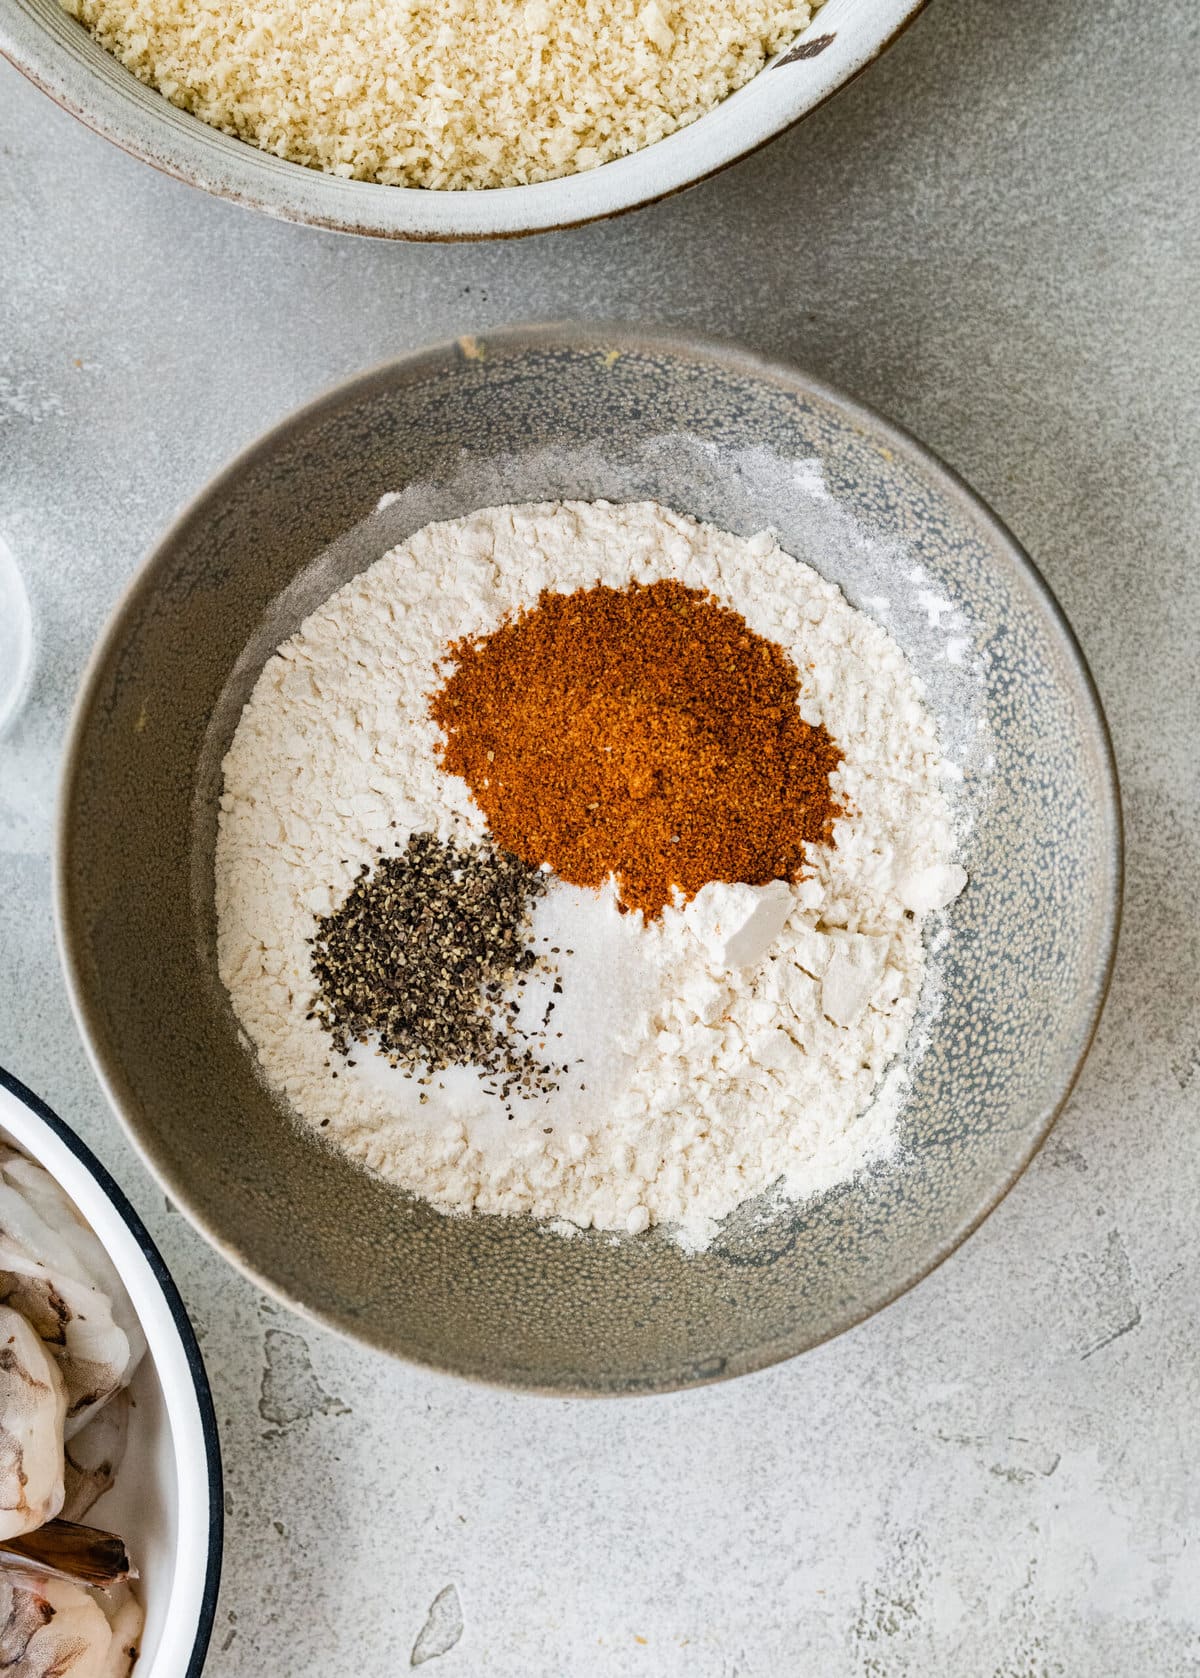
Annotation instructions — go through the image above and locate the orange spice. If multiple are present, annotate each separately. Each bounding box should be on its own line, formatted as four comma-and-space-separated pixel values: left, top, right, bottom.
430, 578, 841, 919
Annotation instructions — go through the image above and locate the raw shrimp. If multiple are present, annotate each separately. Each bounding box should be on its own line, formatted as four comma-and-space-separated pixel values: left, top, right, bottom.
0, 1573, 142, 1678
0, 1150, 146, 1436
0, 1305, 66, 1540
62, 1391, 129, 1524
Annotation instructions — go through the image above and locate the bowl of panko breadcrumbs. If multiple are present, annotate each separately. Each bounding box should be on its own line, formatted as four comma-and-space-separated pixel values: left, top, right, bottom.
0, 0, 927, 236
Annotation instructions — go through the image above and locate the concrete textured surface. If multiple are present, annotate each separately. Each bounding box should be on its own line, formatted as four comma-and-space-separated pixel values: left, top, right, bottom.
2, 0, 1198, 1670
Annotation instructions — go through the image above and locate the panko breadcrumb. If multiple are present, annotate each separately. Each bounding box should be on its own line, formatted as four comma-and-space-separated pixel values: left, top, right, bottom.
60, 0, 819, 190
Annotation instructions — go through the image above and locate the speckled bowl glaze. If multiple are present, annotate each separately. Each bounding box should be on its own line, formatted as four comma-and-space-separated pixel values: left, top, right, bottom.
0, 0, 925, 238
57, 327, 1121, 1394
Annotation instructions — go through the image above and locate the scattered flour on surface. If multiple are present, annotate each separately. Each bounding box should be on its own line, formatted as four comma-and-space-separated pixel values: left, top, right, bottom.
216, 500, 967, 1249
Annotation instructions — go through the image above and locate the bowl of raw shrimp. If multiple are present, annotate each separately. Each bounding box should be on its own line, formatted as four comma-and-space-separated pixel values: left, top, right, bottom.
0, 1065, 221, 1678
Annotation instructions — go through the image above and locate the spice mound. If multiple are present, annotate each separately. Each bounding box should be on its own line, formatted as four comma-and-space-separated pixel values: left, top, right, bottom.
432, 579, 841, 919
311, 832, 569, 1102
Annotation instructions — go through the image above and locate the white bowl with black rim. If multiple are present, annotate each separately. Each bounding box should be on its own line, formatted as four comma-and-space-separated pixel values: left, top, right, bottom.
0, 0, 926, 239
0, 1065, 221, 1678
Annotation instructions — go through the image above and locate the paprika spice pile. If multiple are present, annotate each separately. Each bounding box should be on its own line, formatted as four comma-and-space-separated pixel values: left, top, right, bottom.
431, 577, 842, 919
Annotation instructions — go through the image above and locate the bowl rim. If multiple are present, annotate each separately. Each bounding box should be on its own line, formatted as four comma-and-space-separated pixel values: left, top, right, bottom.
54, 323, 1124, 1394
0, 0, 929, 239
0, 1062, 223, 1671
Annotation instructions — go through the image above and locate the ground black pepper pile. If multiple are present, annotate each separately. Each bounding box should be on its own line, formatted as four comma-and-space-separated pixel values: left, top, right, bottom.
309, 831, 569, 1101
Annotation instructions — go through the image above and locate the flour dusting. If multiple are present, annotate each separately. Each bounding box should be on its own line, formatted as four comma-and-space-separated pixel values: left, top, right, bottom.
215, 498, 969, 1248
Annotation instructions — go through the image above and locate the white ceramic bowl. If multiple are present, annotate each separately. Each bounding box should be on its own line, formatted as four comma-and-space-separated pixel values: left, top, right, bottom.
0, 0, 926, 238
0, 1066, 221, 1678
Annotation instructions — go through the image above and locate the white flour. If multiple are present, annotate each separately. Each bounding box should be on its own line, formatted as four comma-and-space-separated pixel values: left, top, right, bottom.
216, 500, 966, 1248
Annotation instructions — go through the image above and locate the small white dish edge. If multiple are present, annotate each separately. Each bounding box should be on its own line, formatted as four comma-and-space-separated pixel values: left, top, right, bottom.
0, 1070, 221, 1678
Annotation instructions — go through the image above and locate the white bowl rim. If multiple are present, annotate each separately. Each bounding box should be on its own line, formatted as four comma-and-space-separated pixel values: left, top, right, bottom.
0, 1063, 223, 1678
0, 0, 929, 238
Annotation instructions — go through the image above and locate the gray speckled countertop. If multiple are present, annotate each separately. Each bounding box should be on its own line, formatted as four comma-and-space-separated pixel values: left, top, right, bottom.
2, 0, 1198, 1671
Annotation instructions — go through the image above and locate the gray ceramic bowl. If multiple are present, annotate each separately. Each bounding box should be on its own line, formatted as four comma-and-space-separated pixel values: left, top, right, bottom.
0, 0, 926, 238
57, 326, 1121, 1394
